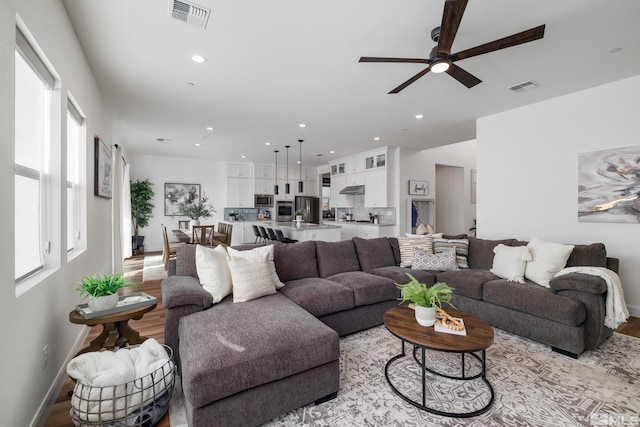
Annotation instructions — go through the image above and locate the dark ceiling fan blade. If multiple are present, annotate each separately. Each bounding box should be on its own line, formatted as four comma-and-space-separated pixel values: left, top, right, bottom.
452, 24, 545, 61
359, 57, 428, 64
388, 67, 432, 94
437, 0, 468, 55
445, 63, 481, 88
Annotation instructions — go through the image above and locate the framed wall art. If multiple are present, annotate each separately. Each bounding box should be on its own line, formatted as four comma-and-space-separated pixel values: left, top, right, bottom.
408, 180, 429, 196
164, 183, 201, 216
578, 145, 640, 223
94, 136, 112, 199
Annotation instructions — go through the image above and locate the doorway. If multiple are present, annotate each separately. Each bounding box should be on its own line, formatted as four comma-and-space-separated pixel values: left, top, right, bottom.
435, 164, 465, 234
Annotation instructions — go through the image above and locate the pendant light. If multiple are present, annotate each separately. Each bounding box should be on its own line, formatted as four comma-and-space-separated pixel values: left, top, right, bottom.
298, 139, 304, 193
285, 145, 291, 194
273, 150, 279, 195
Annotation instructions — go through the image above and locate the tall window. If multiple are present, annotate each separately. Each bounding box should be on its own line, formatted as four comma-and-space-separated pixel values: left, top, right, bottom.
14, 29, 54, 283
66, 102, 84, 254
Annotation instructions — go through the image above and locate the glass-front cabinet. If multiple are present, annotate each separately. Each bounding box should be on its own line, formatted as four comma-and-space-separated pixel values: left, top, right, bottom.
365, 152, 386, 169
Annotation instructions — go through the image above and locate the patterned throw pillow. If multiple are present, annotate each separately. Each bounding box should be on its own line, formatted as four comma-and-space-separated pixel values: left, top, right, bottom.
433, 238, 469, 269
397, 235, 435, 267
412, 247, 459, 271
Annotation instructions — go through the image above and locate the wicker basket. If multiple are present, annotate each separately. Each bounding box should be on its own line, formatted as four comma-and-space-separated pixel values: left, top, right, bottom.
70, 345, 176, 427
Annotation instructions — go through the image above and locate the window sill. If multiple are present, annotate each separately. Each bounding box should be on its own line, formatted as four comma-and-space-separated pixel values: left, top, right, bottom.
15, 267, 57, 298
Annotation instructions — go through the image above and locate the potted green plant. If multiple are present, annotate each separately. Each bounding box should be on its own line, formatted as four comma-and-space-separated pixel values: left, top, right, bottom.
228, 212, 237, 221
77, 273, 135, 312
295, 209, 304, 221
176, 193, 216, 227
130, 179, 155, 253
396, 274, 455, 327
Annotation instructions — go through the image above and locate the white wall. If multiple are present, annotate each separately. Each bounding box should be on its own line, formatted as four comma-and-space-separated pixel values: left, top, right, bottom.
397, 141, 477, 235
1, 1, 119, 425
129, 154, 228, 252
477, 75, 640, 316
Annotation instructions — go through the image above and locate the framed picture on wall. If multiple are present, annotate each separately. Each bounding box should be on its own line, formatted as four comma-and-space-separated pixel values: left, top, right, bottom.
164, 183, 201, 216
408, 180, 428, 196
94, 136, 112, 199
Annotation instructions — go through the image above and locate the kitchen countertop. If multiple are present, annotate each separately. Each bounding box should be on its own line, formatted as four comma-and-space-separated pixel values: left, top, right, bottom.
274, 221, 342, 230
322, 220, 395, 227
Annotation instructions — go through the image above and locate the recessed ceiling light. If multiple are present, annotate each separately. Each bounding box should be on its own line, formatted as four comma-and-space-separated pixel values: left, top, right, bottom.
241, 155, 246, 159
265, 142, 271, 146
415, 114, 424, 119
192, 55, 207, 63
195, 143, 201, 147
206, 126, 214, 131
329, 150, 335, 154
299, 123, 307, 128
374, 137, 381, 141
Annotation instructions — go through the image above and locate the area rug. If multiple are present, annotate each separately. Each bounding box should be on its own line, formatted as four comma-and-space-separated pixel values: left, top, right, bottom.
142, 255, 166, 282
169, 326, 640, 426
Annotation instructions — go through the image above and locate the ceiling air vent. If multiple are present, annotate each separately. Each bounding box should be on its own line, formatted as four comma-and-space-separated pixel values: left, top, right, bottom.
170, 0, 211, 30
508, 80, 539, 93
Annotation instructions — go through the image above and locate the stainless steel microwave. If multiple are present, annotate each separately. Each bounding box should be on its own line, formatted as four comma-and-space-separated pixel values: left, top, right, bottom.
254, 194, 273, 207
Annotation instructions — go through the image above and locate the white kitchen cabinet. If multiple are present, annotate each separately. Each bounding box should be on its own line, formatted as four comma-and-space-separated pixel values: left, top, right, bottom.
365, 151, 386, 169
345, 172, 364, 186
330, 162, 345, 175
330, 173, 347, 207
338, 222, 395, 240
364, 167, 387, 207
254, 164, 274, 179
227, 177, 253, 207
227, 162, 252, 178
345, 156, 364, 174
254, 177, 274, 195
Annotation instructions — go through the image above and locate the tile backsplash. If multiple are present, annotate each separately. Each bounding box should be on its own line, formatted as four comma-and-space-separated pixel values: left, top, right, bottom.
332, 207, 396, 225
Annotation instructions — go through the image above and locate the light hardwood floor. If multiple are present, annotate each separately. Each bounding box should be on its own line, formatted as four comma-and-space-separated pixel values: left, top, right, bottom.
44, 253, 640, 426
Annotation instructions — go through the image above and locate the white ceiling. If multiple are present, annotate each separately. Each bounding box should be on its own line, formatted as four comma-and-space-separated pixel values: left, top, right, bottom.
62, 0, 640, 167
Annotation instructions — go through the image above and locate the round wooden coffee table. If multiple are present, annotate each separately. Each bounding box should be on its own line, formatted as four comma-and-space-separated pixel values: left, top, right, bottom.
383, 305, 495, 418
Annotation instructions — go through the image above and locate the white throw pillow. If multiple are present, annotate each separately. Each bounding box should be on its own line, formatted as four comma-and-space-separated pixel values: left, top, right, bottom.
195, 245, 232, 303
490, 244, 532, 284
228, 252, 277, 303
227, 245, 284, 289
524, 236, 575, 287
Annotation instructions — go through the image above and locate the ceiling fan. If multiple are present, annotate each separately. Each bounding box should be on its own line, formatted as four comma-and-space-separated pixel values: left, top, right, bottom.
359, 0, 545, 93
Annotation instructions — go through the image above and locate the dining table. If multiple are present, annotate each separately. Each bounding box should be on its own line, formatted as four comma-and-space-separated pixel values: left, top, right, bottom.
172, 227, 226, 245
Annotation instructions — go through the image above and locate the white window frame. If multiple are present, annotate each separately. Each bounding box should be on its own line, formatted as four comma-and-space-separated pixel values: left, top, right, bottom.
66, 98, 87, 260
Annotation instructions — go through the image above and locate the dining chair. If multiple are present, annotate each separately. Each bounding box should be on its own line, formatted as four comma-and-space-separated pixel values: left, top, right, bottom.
212, 222, 230, 246
161, 224, 181, 270
223, 224, 233, 245
275, 229, 298, 244
192, 225, 214, 246
178, 220, 190, 230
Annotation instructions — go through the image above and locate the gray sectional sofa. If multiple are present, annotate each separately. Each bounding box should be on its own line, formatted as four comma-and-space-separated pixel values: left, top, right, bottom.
161, 235, 618, 426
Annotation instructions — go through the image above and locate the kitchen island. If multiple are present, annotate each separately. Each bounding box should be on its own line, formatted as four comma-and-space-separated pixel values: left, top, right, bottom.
274, 221, 342, 242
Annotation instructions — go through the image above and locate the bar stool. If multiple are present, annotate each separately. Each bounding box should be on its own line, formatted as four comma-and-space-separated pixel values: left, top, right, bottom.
258, 226, 269, 244
266, 228, 278, 241
275, 229, 298, 244
252, 225, 262, 244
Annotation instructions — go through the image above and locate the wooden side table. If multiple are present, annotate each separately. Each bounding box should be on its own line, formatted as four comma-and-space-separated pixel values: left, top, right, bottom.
69, 302, 157, 357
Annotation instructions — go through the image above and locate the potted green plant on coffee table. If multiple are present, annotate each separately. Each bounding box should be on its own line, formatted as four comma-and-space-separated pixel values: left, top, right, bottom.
77, 273, 135, 312
396, 274, 455, 327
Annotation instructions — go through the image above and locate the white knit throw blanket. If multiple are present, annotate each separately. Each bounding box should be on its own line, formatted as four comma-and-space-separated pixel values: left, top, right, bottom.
554, 266, 629, 329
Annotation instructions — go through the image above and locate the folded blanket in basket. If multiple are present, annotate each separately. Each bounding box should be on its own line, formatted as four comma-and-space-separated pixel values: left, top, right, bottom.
67, 339, 175, 422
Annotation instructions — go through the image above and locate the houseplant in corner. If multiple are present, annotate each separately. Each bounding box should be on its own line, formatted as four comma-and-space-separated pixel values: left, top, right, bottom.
176, 193, 216, 228
77, 273, 135, 312
130, 179, 155, 253
396, 274, 455, 327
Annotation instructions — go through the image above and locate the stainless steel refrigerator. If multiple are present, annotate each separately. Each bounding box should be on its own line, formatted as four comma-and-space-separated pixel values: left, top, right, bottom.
295, 196, 320, 224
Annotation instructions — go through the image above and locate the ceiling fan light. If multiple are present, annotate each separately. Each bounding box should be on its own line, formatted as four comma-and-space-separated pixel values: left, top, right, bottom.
431, 60, 450, 73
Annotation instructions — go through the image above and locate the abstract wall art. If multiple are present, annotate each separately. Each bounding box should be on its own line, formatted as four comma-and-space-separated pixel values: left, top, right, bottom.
578, 145, 640, 223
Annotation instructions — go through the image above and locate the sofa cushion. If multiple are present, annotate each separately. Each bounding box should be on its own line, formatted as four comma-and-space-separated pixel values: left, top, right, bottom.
433, 238, 469, 268
273, 241, 319, 282
388, 237, 402, 266
195, 244, 232, 303
352, 237, 396, 270
524, 236, 574, 288
179, 293, 339, 409
316, 240, 361, 278
435, 269, 499, 300
483, 280, 587, 327
467, 237, 516, 270
279, 277, 355, 317
368, 266, 436, 286
327, 271, 397, 306
565, 243, 607, 268
490, 244, 532, 284
176, 244, 199, 278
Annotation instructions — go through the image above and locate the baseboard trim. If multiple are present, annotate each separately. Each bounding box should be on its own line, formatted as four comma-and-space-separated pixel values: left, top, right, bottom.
626, 304, 640, 318
31, 328, 89, 427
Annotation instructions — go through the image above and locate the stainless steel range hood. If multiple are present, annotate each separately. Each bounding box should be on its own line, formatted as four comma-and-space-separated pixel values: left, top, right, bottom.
339, 185, 365, 195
